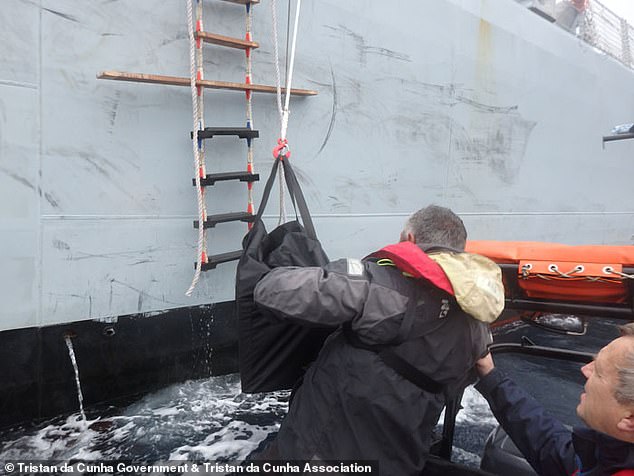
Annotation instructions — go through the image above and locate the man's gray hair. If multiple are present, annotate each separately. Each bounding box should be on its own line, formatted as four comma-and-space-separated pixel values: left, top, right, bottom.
615, 323, 634, 406
402, 205, 467, 251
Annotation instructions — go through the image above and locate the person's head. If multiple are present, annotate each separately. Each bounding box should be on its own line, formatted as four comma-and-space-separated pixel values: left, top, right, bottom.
577, 323, 634, 442
400, 205, 467, 251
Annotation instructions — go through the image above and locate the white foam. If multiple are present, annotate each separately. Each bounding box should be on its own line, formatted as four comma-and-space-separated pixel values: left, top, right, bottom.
0, 375, 280, 462
0, 373, 494, 465
456, 386, 497, 426
451, 446, 483, 467
0, 414, 103, 461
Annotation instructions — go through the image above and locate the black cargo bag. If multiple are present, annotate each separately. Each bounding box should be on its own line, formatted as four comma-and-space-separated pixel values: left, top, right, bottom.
236, 157, 333, 393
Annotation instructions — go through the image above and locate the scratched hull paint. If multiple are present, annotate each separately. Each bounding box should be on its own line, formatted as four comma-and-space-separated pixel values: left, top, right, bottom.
1, 0, 633, 333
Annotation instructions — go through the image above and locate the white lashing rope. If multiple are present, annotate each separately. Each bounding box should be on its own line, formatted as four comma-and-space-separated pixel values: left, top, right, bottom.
523, 263, 634, 282
547, 263, 584, 278
271, 0, 302, 225
604, 266, 634, 279
186, 0, 207, 296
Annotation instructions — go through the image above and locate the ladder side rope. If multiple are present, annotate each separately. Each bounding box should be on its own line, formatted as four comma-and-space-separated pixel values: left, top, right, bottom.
196, 0, 207, 256
245, 2, 255, 227
186, 0, 208, 296
271, 0, 301, 225
270, 0, 284, 132
271, 0, 287, 224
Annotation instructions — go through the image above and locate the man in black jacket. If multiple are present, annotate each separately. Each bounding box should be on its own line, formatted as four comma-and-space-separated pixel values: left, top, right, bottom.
475, 324, 634, 475
252, 205, 504, 475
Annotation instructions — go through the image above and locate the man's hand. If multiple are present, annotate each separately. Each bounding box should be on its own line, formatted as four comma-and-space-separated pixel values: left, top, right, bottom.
475, 353, 495, 377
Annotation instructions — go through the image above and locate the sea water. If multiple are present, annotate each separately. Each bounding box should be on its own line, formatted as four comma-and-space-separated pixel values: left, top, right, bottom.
0, 318, 618, 471
0, 376, 497, 471
0, 374, 498, 464
0, 376, 289, 464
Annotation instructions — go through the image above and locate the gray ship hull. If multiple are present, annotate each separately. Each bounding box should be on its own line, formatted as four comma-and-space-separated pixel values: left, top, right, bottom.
1, 0, 633, 424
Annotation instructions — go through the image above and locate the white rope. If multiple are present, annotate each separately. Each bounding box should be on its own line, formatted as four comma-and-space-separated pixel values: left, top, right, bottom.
281, 0, 301, 140
186, 0, 206, 296
547, 263, 585, 278
271, 0, 287, 224
524, 263, 633, 282
604, 266, 634, 279
271, 0, 284, 126
271, 0, 302, 224
245, 8, 255, 130
245, 3, 255, 219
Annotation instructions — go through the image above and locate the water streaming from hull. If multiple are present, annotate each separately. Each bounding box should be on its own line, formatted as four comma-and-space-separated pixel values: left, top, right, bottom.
64, 335, 87, 423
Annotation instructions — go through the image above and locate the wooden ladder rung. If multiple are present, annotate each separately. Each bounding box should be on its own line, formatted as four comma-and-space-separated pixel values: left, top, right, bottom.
97, 71, 318, 96
196, 31, 259, 50
220, 0, 260, 5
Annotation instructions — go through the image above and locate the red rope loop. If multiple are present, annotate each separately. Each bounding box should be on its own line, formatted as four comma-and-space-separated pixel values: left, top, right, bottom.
272, 138, 291, 160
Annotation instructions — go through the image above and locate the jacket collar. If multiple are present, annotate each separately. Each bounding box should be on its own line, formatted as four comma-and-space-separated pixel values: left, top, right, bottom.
573, 426, 634, 475
368, 242, 505, 323
367, 242, 454, 295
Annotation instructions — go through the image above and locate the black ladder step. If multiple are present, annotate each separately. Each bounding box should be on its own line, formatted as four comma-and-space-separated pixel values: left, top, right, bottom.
194, 211, 255, 229
191, 127, 259, 140
196, 250, 243, 271
192, 171, 259, 187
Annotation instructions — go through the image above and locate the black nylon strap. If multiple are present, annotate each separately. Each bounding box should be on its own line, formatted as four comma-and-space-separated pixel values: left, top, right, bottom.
253, 157, 318, 240
254, 157, 281, 223
342, 323, 386, 352
342, 321, 446, 395
281, 159, 317, 240
393, 287, 420, 345
378, 349, 445, 394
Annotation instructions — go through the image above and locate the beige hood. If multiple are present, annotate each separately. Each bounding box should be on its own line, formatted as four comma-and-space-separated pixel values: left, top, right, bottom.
428, 252, 505, 323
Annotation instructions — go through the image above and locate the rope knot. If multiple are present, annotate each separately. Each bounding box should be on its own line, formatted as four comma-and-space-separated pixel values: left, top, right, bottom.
272, 138, 291, 160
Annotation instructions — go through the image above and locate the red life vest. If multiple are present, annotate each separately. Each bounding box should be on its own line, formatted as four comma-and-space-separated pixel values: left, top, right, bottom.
574, 469, 634, 476
367, 241, 454, 295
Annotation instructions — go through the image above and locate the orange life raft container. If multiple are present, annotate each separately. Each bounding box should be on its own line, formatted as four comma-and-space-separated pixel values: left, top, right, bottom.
466, 241, 634, 308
